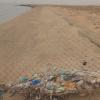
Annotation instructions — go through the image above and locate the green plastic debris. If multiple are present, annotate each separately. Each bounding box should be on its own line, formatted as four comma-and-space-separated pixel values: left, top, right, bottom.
19, 76, 28, 83
56, 86, 65, 93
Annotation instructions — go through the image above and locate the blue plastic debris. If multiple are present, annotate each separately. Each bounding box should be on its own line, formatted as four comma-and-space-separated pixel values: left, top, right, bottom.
32, 80, 41, 85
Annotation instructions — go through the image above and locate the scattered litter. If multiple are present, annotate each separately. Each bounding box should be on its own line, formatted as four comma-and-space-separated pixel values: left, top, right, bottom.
1, 68, 100, 100
18, 76, 29, 83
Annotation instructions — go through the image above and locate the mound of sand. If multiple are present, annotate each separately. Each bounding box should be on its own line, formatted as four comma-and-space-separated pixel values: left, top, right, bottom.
0, 6, 100, 83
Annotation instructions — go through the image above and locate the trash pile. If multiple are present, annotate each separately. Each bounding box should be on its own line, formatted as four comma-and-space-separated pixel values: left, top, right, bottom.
1, 68, 100, 100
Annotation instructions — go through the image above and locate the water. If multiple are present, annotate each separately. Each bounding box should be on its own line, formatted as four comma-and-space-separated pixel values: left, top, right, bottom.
0, 3, 31, 24
0, 1, 99, 24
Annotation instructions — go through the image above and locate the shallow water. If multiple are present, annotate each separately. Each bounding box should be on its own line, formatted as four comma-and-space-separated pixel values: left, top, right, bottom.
0, 3, 31, 24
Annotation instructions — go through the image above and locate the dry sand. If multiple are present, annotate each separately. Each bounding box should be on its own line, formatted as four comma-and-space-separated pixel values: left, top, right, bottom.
0, 6, 100, 100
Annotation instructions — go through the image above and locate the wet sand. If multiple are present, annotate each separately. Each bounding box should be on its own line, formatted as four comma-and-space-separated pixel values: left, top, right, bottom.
0, 5, 100, 100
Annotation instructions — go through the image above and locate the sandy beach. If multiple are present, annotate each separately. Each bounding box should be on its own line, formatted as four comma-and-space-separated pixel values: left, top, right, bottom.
0, 5, 100, 82
0, 5, 100, 99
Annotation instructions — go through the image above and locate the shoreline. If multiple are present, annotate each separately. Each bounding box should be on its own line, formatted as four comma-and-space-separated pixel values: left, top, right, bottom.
0, 3, 31, 24
18, 4, 100, 7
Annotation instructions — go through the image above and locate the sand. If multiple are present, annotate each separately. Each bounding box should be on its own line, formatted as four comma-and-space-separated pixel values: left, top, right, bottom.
0, 6, 100, 100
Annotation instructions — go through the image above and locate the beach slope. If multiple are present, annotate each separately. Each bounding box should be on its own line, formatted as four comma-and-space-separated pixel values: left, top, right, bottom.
0, 6, 100, 83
